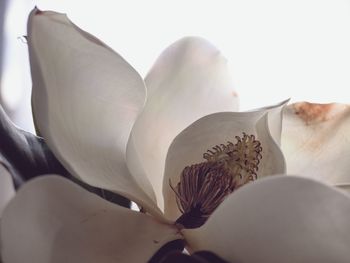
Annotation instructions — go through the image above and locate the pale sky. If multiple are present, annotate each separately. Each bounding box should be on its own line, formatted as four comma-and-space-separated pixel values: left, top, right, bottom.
2, 0, 350, 131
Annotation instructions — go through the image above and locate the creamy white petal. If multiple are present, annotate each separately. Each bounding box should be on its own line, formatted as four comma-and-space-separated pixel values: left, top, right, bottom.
1, 176, 182, 263
249, 99, 290, 146
28, 9, 160, 217
0, 163, 15, 217
282, 102, 350, 187
163, 111, 285, 221
183, 176, 350, 263
126, 37, 239, 209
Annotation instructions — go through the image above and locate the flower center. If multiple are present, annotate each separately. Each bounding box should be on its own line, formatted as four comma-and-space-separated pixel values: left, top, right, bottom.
171, 133, 262, 228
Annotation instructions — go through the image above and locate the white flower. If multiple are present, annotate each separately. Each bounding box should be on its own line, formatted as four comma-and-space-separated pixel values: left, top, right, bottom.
1, 8, 350, 263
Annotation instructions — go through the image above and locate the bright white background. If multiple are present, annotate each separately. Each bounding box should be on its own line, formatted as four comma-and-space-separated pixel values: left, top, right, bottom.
2, 0, 350, 131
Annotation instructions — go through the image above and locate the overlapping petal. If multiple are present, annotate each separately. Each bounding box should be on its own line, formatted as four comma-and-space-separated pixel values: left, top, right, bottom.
28, 9, 161, 217
183, 176, 350, 263
282, 102, 350, 190
0, 176, 182, 263
163, 109, 286, 220
126, 37, 239, 209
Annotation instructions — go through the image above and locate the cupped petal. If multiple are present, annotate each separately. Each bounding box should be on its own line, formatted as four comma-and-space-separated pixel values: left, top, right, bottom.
0, 163, 15, 217
0, 176, 182, 263
28, 9, 160, 217
126, 37, 239, 209
163, 111, 285, 221
183, 176, 350, 263
282, 102, 350, 187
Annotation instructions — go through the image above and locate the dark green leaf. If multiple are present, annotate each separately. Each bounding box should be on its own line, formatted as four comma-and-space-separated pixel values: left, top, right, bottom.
193, 251, 230, 263
148, 240, 185, 263
148, 237, 229, 263
156, 250, 230, 263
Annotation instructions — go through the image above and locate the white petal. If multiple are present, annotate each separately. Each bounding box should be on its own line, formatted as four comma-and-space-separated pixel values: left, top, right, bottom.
183, 176, 350, 263
282, 102, 350, 187
28, 9, 160, 217
249, 98, 290, 146
163, 111, 285, 221
126, 37, 239, 209
0, 163, 15, 217
1, 176, 182, 263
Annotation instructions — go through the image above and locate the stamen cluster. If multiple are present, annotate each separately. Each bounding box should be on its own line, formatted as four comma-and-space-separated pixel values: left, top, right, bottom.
203, 133, 262, 183
171, 133, 262, 228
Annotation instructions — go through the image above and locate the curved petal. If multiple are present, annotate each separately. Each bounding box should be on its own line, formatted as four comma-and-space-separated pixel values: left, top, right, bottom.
183, 176, 350, 263
282, 102, 350, 187
0, 176, 182, 263
28, 9, 160, 217
126, 37, 239, 209
249, 98, 290, 146
0, 104, 130, 208
163, 111, 285, 221
0, 163, 15, 217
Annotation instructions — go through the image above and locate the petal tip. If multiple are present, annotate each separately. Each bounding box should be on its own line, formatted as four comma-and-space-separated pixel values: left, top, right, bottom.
33, 6, 42, 15
29, 7, 68, 21
171, 36, 223, 58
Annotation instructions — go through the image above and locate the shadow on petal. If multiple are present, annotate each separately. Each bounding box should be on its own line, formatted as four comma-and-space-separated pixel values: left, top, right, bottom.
1, 176, 181, 263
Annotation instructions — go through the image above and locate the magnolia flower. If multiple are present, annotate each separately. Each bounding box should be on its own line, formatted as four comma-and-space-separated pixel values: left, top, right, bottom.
1, 8, 350, 263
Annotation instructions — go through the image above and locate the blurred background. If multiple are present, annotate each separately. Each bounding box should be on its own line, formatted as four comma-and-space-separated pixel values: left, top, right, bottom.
1, 0, 350, 132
